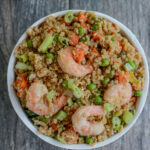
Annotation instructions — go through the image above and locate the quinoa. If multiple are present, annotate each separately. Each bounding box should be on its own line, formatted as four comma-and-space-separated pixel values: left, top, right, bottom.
13, 11, 145, 145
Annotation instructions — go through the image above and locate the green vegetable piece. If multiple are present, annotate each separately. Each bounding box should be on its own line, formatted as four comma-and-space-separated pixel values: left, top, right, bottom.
112, 116, 121, 130
46, 53, 54, 62
111, 37, 115, 41
76, 98, 81, 103
96, 89, 102, 95
128, 59, 137, 70
104, 103, 114, 112
86, 137, 94, 144
24, 109, 38, 118
56, 110, 67, 121
67, 97, 73, 106
39, 117, 50, 123
101, 58, 110, 67
123, 63, 133, 72
123, 111, 133, 124
114, 110, 122, 117
27, 40, 33, 48
47, 90, 56, 102
58, 137, 66, 144
59, 37, 69, 46
18, 54, 28, 63
15, 62, 29, 70
64, 11, 74, 23
72, 86, 82, 98
87, 83, 96, 91
67, 79, 75, 89
62, 80, 68, 88
78, 26, 84, 36
80, 36, 87, 42
102, 77, 110, 85
53, 33, 59, 41
94, 96, 102, 105
134, 90, 142, 96
107, 70, 115, 78
92, 24, 99, 31
106, 32, 111, 36
120, 52, 126, 56
38, 34, 53, 53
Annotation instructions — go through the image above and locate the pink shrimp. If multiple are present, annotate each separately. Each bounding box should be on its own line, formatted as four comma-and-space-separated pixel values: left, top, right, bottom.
26, 81, 68, 116
72, 105, 106, 136
57, 46, 93, 77
103, 82, 132, 107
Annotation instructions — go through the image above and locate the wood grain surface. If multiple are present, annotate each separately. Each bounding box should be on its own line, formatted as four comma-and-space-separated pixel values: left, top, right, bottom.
0, 0, 150, 150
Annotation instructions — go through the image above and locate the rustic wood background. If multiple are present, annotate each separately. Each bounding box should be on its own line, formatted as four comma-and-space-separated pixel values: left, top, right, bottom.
0, 0, 150, 149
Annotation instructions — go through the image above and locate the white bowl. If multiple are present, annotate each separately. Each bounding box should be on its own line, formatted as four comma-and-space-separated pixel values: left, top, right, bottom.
7, 10, 149, 149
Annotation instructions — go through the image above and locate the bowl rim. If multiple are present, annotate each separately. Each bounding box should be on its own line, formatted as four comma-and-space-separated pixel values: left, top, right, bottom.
7, 9, 149, 149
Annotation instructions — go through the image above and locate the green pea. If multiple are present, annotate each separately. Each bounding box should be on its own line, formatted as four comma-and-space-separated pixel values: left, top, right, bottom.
85, 137, 93, 144
112, 116, 121, 130
78, 26, 84, 36
92, 24, 99, 31
122, 111, 133, 124
62, 80, 68, 88
87, 83, 96, 91
102, 77, 110, 85
107, 70, 115, 78
134, 90, 142, 96
101, 58, 110, 67
111, 37, 115, 41
94, 96, 102, 105
104, 103, 114, 112
27, 40, 33, 48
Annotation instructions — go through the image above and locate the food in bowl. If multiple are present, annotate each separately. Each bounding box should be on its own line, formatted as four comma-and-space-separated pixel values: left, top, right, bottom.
13, 11, 145, 145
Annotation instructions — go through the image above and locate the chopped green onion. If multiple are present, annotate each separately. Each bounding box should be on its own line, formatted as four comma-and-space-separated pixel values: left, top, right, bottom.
27, 40, 33, 48
24, 109, 38, 118
123, 63, 133, 72
80, 36, 87, 42
18, 54, 28, 63
112, 116, 121, 130
56, 110, 67, 121
94, 96, 102, 105
15, 62, 29, 70
128, 59, 137, 70
104, 103, 114, 112
64, 11, 74, 23
134, 90, 142, 96
39, 117, 50, 123
87, 83, 96, 91
58, 137, 66, 144
85, 137, 94, 144
92, 24, 99, 31
72, 86, 82, 98
107, 70, 114, 78
53, 33, 59, 41
67, 97, 73, 106
102, 77, 110, 85
59, 37, 69, 46
78, 26, 84, 36
38, 34, 53, 53
111, 37, 115, 41
123, 111, 133, 124
46, 53, 54, 62
101, 58, 110, 67
62, 80, 68, 88
120, 52, 126, 56
47, 90, 56, 102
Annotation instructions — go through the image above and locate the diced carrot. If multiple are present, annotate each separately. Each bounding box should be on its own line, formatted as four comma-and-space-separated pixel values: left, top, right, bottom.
77, 42, 88, 51
62, 18, 70, 26
17, 92, 20, 97
73, 48, 85, 63
100, 33, 104, 36
20, 78, 27, 89
78, 12, 87, 22
118, 73, 129, 84
92, 31, 103, 41
47, 29, 54, 33
131, 97, 136, 103
92, 47, 99, 53
69, 33, 80, 46
124, 72, 129, 78
81, 22, 89, 32
118, 42, 123, 49
51, 124, 58, 131
15, 75, 28, 89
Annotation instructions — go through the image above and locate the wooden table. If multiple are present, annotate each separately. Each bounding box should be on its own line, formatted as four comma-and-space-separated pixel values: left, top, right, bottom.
0, 0, 150, 149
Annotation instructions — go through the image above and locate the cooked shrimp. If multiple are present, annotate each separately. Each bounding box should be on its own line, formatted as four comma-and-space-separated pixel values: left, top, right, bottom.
104, 82, 132, 107
57, 46, 93, 77
26, 81, 68, 116
72, 105, 106, 136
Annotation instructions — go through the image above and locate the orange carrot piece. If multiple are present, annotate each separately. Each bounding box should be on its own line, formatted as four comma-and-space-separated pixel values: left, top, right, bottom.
77, 42, 88, 51
62, 18, 70, 26
51, 124, 58, 131
17, 92, 20, 97
118, 73, 129, 84
73, 48, 85, 63
92, 47, 99, 53
81, 22, 89, 32
78, 12, 87, 22
15, 75, 28, 89
118, 42, 123, 49
69, 33, 80, 46
131, 97, 136, 103
47, 29, 54, 33
92, 31, 103, 41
